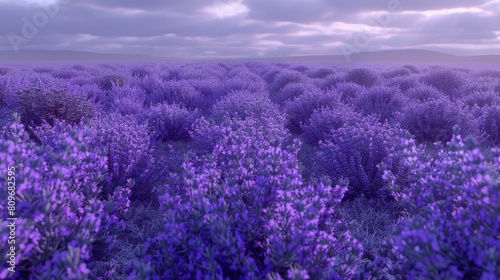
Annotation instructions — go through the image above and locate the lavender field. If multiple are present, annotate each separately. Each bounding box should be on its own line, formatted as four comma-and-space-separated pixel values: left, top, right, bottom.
0, 62, 498, 279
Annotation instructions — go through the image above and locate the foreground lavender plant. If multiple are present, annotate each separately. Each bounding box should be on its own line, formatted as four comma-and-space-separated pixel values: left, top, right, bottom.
381, 132, 500, 279
144, 119, 363, 279
0, 114, 131, 279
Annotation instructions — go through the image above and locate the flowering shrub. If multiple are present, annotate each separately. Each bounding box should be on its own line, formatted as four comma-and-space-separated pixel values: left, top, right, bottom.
130, 66, 152, 78
345, 68, 380, 87
291, 65, 309, 72
385, 75, 420, 93
70, 76, 95, 87
191, 115, 288, 159
316, 74, 344, 90
0, 67, 10, 76
307, 67, 336, 79
143, 80, 203, 110
316, 119, 401, 200
0, 109, 11, 139
396, 99, 472, 144
271, 82, 319, 105
353, 85, 406, 122
475, 69, 500, 79
211, 90, 280, 123
17, 86, 95, 140
177, 66, 223, 80
52, 69, 80, 80
495, 83, 500, 94
335, 82, 365, 103
91, 113, 155, 195
134, 73, 163, 96
477, 105, 500, 146
76, 83, 115, 112
72, 64, 85, 71
381, 133, 500, 279
460, 90, 500, 109
189, 117, 224, 155
110, 86, 146, 116
33, 66, 54, 74
402, 64, 420, 74
268, 70, 307, 94
95, 74, 127, 91
261, 67, 282, 84
302, 106, 362, 146
382, 68, 412, 79
0, 115, 114, 279
99, 64, 117, 70
405, 84, 443, 103
219, 73, 267, 95
284, 89, 341, 134
420, 69, 465, 100
142, 103, 200, 142
0, 80, 7, 109
461, 79, 496, 96
186, 78, 225, 113
144, 120, 363, 279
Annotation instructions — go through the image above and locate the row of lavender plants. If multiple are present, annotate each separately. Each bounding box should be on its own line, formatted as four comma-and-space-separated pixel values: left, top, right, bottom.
0, 61, 499, 279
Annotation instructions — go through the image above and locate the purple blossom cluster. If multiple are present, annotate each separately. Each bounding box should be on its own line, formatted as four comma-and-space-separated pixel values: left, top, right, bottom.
0, 115, 129, 279
381, 132, 500, 279
0, 62, 498, 279
353, 85, 406, 122
144, 120, 362, 279
315, 118, 401, 200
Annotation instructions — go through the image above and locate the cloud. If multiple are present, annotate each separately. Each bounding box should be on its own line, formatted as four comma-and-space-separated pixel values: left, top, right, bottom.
0, 0, 498, 57
201, 0, 249, 19
0, 0, 59, 6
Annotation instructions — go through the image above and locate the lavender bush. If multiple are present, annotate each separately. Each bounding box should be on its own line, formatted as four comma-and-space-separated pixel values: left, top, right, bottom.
315, 118, 401, 200
402, 64, 420, 74
386, 75, 421, 93
144, 120, 363, 279
143, 80, 203, 110
405, 84, 444, 102
353, 85, 406, 122
397, 98, 473, 144
284, 88, 341, 134
142, 102, 200, 142
495, 83, 500, 94
382, 68, 412, 79
460, 90, 500, 109
211, 90, 279, 123
90, 112, 156, 199
302, 105, 362, 146
334, 82, 366, 104
307, 67, 337, 79
95, 74, 127, 91
17, 86, 95, 143
0, 114, 129, 279
345, 68, 380, 88
420, 68, 465, 100
271, 81, 319, 105
381, 133, 500, 279
476, 105, 500, 146
268, 70, 307, 95
316, 74, 344, 91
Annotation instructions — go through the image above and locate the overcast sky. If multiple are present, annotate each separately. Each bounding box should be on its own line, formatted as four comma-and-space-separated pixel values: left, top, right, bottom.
0, 0, 499, 58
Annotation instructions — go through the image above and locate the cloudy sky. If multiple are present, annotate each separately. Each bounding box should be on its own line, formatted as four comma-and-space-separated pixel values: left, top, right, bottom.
0, 0, 499, 58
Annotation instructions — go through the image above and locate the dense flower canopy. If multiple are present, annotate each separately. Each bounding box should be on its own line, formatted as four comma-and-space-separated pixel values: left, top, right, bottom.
0, 62, 499, 279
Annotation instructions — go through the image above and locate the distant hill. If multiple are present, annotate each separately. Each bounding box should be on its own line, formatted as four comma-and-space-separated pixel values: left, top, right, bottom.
0, 49, 172, 63
254, 49, 500, 64
0, 48, 499, 64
